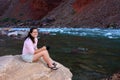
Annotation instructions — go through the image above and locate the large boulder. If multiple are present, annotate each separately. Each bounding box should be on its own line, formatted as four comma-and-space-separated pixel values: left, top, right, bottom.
0, 55, 72, 80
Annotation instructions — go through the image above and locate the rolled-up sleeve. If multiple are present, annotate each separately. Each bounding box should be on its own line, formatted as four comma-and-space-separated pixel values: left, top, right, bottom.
26, 43, 35, 54
24, 39, 35, 54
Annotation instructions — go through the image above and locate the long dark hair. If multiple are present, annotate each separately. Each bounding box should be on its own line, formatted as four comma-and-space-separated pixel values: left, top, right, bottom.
25, 27, 38, 43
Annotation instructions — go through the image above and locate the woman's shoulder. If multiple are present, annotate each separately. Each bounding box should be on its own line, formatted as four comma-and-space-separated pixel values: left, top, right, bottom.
24, 38, 32, 44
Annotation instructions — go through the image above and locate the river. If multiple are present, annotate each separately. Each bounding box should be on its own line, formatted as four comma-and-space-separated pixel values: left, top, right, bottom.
0, 28, 120, 80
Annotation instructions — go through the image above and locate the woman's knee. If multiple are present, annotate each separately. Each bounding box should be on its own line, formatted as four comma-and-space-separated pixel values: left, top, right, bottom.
35, 50, 49, 57
34, 52, 43, 57
43, 50, 49, 55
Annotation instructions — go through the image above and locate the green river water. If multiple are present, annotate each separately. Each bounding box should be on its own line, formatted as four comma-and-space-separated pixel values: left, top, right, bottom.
0, 28, 120, 80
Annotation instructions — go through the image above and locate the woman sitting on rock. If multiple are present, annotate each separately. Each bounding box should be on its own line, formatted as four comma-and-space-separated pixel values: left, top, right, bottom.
21, 27, 58, 70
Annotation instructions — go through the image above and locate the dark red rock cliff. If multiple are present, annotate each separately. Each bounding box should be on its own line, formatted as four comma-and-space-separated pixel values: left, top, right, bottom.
43, 0, 120, 28
0, 0, 120, 28
73, 0, 93, 12
0, 0, 62, 20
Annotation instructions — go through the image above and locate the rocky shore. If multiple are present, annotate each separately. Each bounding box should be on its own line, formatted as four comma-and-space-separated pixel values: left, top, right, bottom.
0, 28, 28, 39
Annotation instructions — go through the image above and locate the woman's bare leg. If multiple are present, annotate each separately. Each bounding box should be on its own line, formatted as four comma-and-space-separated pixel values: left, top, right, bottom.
33, 50, 54, 67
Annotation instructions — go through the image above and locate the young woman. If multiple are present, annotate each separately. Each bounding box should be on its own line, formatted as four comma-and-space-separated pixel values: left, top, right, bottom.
21, 27, 58, 70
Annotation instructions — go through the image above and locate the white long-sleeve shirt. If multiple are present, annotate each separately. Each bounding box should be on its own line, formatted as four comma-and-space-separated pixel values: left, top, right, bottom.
22, 37, 38, 55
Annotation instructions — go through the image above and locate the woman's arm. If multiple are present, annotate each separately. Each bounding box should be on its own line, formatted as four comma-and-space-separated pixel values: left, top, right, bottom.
25, 40, 35, 54
34, 46, 47, 54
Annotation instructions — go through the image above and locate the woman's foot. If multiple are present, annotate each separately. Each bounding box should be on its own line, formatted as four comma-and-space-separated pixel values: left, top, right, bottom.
52, 63, 57, 67
47, 63, 58, 70
48, 66, 58, 70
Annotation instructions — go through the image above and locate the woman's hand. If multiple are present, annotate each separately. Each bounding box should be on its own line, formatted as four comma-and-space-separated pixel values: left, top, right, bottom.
34, 46, 47, 54
42, 46, 46, 50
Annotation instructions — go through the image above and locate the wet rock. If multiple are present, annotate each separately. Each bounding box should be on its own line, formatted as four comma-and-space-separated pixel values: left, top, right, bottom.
7, 30, 28, 38
70, 47, 88, 54
106, 23, 119, 29
7, 31, 18, 36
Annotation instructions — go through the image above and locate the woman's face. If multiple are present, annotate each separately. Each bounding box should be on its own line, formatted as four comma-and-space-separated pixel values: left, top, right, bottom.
30, 29, 38, 38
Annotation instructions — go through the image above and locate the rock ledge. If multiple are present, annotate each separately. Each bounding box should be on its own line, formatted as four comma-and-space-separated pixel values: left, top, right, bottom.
0, 55, 72, 80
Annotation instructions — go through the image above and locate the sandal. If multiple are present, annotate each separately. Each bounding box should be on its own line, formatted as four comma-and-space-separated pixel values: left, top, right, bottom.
52, 63, 57, 67
47, 64, 58, 70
